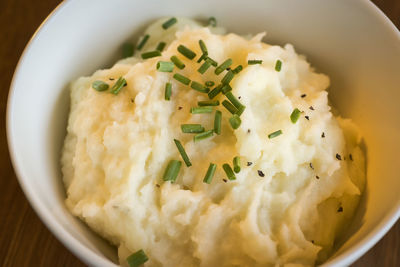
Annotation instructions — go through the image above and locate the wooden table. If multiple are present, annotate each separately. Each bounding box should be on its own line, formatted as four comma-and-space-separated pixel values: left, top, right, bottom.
0, 0, 398, 266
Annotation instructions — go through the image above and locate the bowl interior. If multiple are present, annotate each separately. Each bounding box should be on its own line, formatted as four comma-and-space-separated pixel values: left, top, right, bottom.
7, 0, 400, 266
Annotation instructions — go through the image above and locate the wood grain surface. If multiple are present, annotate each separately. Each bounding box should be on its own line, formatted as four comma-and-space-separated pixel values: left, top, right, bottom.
0, 1, 399, 266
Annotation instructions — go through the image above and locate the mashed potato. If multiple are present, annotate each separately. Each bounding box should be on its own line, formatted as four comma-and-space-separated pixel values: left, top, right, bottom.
61, 17, 366, 267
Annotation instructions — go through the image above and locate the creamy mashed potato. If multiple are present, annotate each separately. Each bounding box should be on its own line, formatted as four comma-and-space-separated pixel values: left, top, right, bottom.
62, 18, 366, 267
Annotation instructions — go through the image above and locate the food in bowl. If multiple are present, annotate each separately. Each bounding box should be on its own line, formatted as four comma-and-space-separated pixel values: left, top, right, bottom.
61, 17, 366, 266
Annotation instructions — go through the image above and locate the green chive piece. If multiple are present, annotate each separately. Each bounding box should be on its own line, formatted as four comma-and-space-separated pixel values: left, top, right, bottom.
127, 249, 148, 267
222, 100, 238, 114
198, 100, 219, 106
194, 130, 214, 142
205, 81, 215, 87
215, 58, 233, 75
165, 82, 172, 100
233, 156, 241, 173
197, 59, 213, 74
223, 163, 236, 180
190, 106, 213, 114
214, 110, 222, 135
232, 65, 243, 74
191, 81, 210, 93
275, 60, 282, 71
221, 84, 232, 94
290, 108, 301, 123
208, 17, 217, 27
181, 124, 205, 133
173, 73, 191, 85
174, 139, 192, 167
229, 114, 241, 129
177, 45, 196, 60
110, 77, 127, 95
197, 53, 207, 63
208, 84, 222, 99
199, 40, 208, 55
248, 59, 263, 65
156, 61, 174, 72
206, 57, 218, 66
221, 70, 234, 84
162, 17, 177, 29
92, 81, 109, 92
203, 163, 217, 184
268, 129, 283, 139
156, 41, 166, 52
136, 34, 149, 50
141, 50, 161, 59
225, 92, 246, 115
122, 43, 134, 58
170, 56, 185, 69
163, 160, 182, 182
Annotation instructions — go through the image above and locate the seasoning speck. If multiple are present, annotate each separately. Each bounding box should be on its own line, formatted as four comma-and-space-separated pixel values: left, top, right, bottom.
336, 153, 342, 160
109, 78, 115, 81
247, 162, 253, 166
156, 184, 160, 188
311, 240, 315, 244
130, 98, 134, 103
305, 115, 310, 120
223, 179, 228, 183
316, 175, 320, 179
309, 163, 314, 170
247, 129, 251, 133
238, 96, 241, 99
301, 94, 307, 98
321, 132, 325, 138
257, 170, 265, 177
309, 106, 314, 110
349, 154, 353, 161
337, 206, 343, 213
178, 106, 183, 110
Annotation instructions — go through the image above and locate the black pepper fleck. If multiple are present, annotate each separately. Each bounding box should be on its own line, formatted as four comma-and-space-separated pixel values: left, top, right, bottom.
155, 184, 160, 188
247, 162, 253, 166
178, 106, 183, 110
223, 179, 228, 183
226, 67, 231, 71
305, 115, 310, 120
301, 94, 307, 98
321, 132, 325, 138
349, 154, 353, 161
337, 206, 343, 213
247, 129, 251, 133
336, 153, 342, 160
316, 175, 320, 179
309, 163, 314, 170
238, 96, 241, 99
309, 106, 314, 110
311, 240, 315, 244
130, 98, 134, 103
257, 170, 265, 177
109, 77, 115, 81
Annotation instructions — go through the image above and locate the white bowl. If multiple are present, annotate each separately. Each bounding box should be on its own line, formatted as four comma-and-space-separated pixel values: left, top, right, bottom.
7, 0, 400, 266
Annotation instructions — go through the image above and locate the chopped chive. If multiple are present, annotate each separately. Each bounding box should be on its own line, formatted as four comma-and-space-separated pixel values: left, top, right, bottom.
156, 42, 166, 52
190, 106, 213, 114
229, 114, 241, 129
122, 43, 134, 58
197, 53, 207, 63
163, 160, 182, 182
170, 56, 185, 69
110, 77, 127, 95
222, 163, 236, 180
208, 84, 222, 99
225, 92, 246, 116
174, 139, 192, 167
232, 65, 243, 74
136, 34, 149, 50
233, 156, 241, 173
197, 59, 213, 74
141, 50, 161, 59
214, 110, 222, 135
126, 249, 148, 267
198, 100, 219, 106
203, 163, 217, 184
290, 108, 301, 123
162, 17, 177, 29
208, 16, 217, 27
206, 57, 218, 67
156, 61, 174, 72
181, 124, 205, 133
165, 82, 172, 100
268, 130, 283, 139
221, 84, 232, 94
205, 81, 215, 87
221, 70, 234, 85
215, 58, 233, 75
92, 80, 109, 92
222, 100, 238, 114
177, 45, 196, 60
173, 73, 190, 85
194, 130, 214, 142
191, 81, 210, 93
248, 59, 263, 65
199, 40, 208, 55
275, 60, 282, 71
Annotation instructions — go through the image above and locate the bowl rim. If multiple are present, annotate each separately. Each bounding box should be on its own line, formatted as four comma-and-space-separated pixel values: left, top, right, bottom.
6, 1, 400, 266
